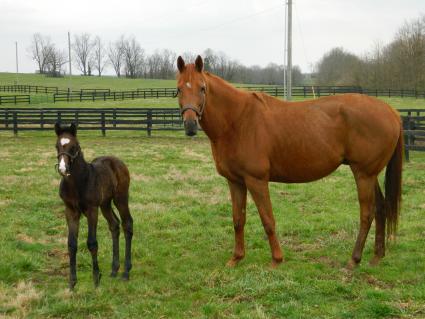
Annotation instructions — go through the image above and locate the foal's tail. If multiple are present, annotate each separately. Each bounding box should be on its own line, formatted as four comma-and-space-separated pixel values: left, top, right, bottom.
383, 126, 403, 238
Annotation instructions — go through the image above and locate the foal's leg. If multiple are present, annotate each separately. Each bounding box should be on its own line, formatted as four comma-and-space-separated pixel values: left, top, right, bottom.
370, 183, 386, 265
226, 180, 247, 267
348, 170, 377, 269
65, 207, 80, 290
245, 177, 283, 267
100, 202, 121, 277
86, 207, 101, 287
114, 195, 133, 280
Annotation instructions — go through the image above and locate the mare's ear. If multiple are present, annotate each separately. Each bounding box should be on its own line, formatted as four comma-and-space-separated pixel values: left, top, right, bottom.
69, 123, 77, 136
195, 55, 203, 72
54, 122, 62, 136
177, 56, 185, 73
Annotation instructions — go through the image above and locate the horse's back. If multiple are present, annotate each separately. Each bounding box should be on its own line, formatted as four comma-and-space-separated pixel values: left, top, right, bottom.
92, 156, 130, 193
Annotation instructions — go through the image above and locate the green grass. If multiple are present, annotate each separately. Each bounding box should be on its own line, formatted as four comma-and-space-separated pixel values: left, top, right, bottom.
0, 130, 424, 318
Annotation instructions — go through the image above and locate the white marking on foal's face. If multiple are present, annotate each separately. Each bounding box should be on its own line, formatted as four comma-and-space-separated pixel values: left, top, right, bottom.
186, 82, 191, 88
60, 138, 70, 146
59, 156, 66, 174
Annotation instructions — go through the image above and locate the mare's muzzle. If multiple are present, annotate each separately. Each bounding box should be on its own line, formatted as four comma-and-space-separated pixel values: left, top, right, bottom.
181, 105, 201, 137
184, 119, 198, 136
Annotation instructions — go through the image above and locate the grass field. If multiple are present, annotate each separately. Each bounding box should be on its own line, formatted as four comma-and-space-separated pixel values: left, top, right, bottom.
0, 129, 424, 319
2, 72, 425, 109
1, 73, 425, 318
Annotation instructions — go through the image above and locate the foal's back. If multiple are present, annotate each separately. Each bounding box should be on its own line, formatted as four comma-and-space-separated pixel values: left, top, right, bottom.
91, 156, 130, 203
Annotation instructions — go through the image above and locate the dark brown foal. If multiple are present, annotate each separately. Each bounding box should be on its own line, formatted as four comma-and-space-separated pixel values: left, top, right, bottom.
55, 123, 133, 289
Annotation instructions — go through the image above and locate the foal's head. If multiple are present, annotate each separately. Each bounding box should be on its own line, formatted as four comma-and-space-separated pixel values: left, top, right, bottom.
54, 122, 80, 177
176, 55, 207, 136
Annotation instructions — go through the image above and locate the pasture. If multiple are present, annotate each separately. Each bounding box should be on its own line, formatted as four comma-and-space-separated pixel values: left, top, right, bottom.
1, 73, 425, 318
0, 129, 425, 318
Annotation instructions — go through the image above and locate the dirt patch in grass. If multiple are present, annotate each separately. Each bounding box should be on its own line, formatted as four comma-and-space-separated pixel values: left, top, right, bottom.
0, 281, 42, 318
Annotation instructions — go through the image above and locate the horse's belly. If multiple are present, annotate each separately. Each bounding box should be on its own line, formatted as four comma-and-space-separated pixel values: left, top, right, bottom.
269, 158, 342, 183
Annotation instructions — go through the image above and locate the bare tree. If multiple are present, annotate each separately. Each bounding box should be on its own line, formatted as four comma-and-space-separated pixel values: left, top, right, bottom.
45, 46, 68, 77
72, 33, 94, 76
28, 33, 53, 74
122, 37, 145, 78
108, 36, 125, 77
91, 36, 107, 76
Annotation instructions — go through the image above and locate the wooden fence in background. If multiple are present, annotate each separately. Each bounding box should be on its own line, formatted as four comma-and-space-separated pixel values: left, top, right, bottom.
0, 107, 424, 159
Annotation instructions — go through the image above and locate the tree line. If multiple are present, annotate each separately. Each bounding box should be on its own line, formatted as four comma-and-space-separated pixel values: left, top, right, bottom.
315, 14, 425, 90
28, 33, 303, 85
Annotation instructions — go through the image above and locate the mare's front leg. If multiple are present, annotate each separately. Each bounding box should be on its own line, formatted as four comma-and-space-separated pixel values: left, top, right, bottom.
226, 180, 247, 267
86, 207, 101, 287
65, 207, 80, 290
245, 176, 283, 267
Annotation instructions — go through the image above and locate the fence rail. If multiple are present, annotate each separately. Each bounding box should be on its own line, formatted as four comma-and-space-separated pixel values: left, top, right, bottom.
0, 95, 31, 105
1, 107, 424, 159
3, 84, 425, 104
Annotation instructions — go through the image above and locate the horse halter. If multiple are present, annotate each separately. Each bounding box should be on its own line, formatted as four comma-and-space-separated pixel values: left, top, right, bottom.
179, 84, 207, 121
55, 147, 80, 176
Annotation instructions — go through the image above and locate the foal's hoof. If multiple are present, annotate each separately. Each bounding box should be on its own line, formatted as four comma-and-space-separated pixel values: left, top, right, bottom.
121, 272, 130, 281
110, 271, 118, 278
369, 256, 383, 266
69, 280, 77, 291
346, 259, 360, 270
94, 273, 102, 287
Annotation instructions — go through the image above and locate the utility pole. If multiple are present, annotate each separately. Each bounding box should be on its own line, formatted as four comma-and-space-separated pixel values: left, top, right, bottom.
286, 0, 292, 101
68, 32, 72, 76
15, 41, 19, 84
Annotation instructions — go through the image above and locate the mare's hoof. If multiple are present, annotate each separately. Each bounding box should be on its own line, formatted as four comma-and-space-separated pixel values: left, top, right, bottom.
226, 256, 244, 267
121, 272, 130, 281
270, 257, 284, 269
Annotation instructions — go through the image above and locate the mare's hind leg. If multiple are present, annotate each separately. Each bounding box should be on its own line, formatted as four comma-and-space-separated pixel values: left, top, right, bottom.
370, 184, 386, 265
114, 194, 133, 280
86, 207, 101, 287
100, 202, 121, 277
226, 180, 247, 267
347, 170, 377, 269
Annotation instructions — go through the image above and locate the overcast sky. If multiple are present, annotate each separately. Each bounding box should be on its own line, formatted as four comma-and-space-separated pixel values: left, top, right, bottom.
0, 0, 424, 74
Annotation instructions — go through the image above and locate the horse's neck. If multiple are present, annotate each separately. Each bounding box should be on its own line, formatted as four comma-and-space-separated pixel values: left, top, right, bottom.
201, 75, 246, 141
66, 154, 90, 190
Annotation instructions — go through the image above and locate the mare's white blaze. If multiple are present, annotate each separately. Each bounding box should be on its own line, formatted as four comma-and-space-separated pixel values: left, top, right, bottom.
186, 82, 191, 88
60, 138, 70, 146
59, 156, 66, 173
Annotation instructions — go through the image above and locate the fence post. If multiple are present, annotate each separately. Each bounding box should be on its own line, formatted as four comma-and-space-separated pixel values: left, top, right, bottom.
13, 112, 18, 136
147, 110, 152, 137
5, 110, 8, 128
14, 96, 17, 105
40, 110, 44, 129
101, 112, 106, 136
113, 109, 117, 127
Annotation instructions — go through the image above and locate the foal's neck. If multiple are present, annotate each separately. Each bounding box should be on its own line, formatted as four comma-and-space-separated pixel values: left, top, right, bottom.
65, 151, 90, 187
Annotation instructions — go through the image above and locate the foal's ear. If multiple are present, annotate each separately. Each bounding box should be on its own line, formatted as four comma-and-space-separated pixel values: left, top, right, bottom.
69, 123, 77, 136
177, 56, 185, 73
195, 55, 203, 72
54, 122, 62, 136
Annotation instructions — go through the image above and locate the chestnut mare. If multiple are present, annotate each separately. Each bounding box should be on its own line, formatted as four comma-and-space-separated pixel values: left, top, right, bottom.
176, 56, 402, 268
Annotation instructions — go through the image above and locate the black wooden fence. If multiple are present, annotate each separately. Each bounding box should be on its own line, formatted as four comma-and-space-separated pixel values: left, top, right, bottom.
3, 84, 425, 105
1, 107, 424, 159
